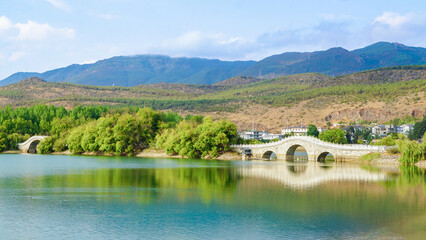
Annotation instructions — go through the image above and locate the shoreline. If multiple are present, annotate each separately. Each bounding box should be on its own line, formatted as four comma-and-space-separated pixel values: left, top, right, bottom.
2, 149, 425, 168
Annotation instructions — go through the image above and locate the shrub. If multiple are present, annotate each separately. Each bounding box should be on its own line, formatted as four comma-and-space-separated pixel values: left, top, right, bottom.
374, 136, 397, 146
397, 140, 423, 164
386, 147, 400, 154
319, 129, 347, 144
37, 136, 56, 154
53, 138, 67, 152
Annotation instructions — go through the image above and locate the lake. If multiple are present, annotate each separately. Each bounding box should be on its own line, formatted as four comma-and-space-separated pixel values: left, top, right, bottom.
0, 154, 424, 239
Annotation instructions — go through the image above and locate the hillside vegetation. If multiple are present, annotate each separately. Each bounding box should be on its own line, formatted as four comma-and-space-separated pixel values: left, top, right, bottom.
0, 67, 424, 131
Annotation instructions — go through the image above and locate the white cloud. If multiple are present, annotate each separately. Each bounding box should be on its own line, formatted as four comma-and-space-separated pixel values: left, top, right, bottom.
151, 31, 254, 60
373, 12, 411, 29
0, 16, 75, 41
15, 20, 75, 41
45, 0, 72, 12
151, 12, 426, 61
80, 59, 98, 64
0, 16, 13, 32
369, 12, 426, 44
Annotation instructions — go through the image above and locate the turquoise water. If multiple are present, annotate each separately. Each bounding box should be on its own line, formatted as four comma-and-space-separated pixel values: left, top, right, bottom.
0, 154, 424, 239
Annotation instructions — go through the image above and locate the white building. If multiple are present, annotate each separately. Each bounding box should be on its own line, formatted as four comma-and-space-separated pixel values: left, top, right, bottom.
318, 127, 327, 133
281, 126, 326, 136
239, 130, 264, 140
372, 125, 397, 137
281, 127, 308, 136
372, 125, 386, 137
239, 130, 283, 141
261, 133, 283, 141
396, 124, 414, 135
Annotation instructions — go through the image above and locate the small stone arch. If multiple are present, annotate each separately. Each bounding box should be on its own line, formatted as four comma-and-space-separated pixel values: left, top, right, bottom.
28, 140, 41, 153
262, 150, 277, 160
286, 144, 308, 162
18, 136, 48, 154
317, 152, 335, 162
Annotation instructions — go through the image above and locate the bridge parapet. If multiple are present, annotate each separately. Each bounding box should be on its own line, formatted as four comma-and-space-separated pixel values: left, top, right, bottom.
232, 136, 389, 151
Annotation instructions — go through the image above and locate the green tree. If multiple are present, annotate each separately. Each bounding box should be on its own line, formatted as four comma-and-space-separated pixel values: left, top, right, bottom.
345, 126, 355, 143
67, 125, 86, 154
155, 116, 238, 158
319, 129, 348, 144
361, 128, 372, 144
307, 124, 319, 138
397, 140, 423, 164
412, 116, 426, 140
37, 136, 56, 154
422, 132, 426, 158
374, 136, 397, 146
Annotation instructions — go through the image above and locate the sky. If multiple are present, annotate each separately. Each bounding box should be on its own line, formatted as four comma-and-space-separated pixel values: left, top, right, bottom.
0, 0, 425, 79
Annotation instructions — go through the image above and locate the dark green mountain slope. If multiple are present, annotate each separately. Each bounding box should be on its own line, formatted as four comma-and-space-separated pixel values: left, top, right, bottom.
242, 42, 426, 77
0, 55, 255, 87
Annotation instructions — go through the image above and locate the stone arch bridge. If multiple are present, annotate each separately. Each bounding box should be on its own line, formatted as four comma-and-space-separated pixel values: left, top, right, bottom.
18, 136, 48, 153
231, 136, 388, 162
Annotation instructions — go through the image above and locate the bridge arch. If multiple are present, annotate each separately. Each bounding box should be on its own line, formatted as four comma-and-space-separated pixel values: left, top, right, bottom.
286, 144, 308, 162
317, 152, 335, 162
28, 140, 41, 153
18, 136, 48, 154
262, 150, 277, 160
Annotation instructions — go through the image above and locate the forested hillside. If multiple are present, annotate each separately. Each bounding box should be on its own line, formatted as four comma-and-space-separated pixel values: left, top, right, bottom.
0, 67, 424, 131
0, 56, 255, 87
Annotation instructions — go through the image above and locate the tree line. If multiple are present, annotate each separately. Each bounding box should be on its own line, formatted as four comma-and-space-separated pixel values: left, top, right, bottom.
0, 104, 239, 158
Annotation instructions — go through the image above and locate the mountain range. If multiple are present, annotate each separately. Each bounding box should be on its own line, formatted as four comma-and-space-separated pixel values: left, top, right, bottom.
1, 41, 425, 87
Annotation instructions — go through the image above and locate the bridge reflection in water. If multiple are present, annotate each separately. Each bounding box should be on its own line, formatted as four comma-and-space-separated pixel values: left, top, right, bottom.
239, 162, 389, 190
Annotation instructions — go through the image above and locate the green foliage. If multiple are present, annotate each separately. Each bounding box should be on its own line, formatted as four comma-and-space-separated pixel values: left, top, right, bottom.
159, 111, 183, 129
423, 132, 426, 154
67, 125, 86, 154
307, 124, 319, 138
397, 140, 424, 164
361, 128, 372, 144
53, 137, 67, 152
6, 133, 29, 150
374, 135, 397, 146
360, 152, 381, 162
319, 129, 348, 144
155, 116, 238, 158
386, 147, 400, 154
386, 115, 417, 125
411, 116, 426, 140
0, 104, 109, 152
66, 108, 166, 156
37, 136, 56, 154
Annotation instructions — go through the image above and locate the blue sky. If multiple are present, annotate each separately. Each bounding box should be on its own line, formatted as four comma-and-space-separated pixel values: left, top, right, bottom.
0, 0, 425, 79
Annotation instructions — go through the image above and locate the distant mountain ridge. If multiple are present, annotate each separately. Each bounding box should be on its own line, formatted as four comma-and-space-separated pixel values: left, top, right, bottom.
242, 42, 426, 77
1, 42, 425, 87
0, 55, 255, 87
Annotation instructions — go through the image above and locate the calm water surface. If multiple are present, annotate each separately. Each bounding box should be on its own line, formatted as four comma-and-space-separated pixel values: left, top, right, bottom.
0, 154, 424, 239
